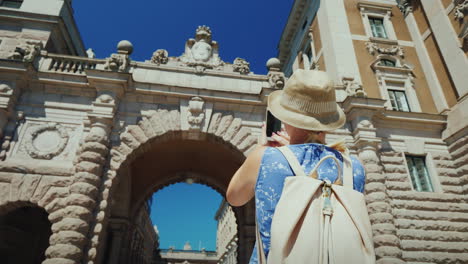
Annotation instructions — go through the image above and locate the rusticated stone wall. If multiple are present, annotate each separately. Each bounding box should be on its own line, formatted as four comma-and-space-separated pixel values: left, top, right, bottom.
381, 150, 468, 263
449, 134, 468, 196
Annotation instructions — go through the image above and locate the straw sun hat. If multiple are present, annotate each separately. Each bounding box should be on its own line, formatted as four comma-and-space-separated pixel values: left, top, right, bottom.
268, 69, 346, 131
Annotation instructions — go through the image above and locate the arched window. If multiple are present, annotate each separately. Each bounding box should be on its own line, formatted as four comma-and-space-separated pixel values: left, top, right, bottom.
0, 0, 23, 8
380, 59, 396, 67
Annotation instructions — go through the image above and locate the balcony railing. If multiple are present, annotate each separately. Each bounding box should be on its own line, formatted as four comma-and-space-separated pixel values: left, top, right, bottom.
42, 53, 105, 75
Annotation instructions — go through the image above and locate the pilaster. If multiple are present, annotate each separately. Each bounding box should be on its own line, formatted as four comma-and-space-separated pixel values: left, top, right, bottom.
420, 0, 468, 98
344, 97, 404, 264
317, 0, 362, 85
400, 7, 449, 113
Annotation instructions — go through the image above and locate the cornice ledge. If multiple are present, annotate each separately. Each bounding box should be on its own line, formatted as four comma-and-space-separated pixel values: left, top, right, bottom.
0, 59, 29, 73
0, 159, 74, 176
133, 62, 268, 82
357, 1, 394, 11
342, 97, 387, 113
376, 110, 447, 125
85, 69, 131, 84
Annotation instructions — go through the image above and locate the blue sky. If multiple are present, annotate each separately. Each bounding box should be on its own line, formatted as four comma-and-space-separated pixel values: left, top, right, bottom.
150, 183, 222, 251
73, 0, 293, 251
73, 0, 293, 74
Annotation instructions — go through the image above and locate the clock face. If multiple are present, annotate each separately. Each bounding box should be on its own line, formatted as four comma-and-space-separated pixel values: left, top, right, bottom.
192, 42, 212, 62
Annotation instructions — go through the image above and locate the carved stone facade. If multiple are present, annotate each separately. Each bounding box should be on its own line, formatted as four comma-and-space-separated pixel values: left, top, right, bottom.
279, 0, 468, 263
1, 1, 467, 264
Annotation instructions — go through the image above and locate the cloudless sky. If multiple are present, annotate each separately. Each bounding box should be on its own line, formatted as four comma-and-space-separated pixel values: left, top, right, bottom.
72, 0, 293, 252
150, 183, 223, 251
73, 0, 293, 75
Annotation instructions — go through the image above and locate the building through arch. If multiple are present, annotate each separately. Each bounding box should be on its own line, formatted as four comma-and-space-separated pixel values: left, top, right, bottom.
0, 0, 467, 263
106, 133, 250, 264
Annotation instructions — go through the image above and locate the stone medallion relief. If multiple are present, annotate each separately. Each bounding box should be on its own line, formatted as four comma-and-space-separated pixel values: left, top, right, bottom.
11, 121, 81, 161
24, 123, 69, 160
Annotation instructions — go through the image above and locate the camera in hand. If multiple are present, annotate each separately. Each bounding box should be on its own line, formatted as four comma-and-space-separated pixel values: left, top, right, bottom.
266, 110, 282, 139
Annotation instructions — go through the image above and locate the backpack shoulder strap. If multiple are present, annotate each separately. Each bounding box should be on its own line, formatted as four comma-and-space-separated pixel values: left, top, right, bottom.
255, 217, 267, 264
341, 149, 354, 190
277, 146, 306, 176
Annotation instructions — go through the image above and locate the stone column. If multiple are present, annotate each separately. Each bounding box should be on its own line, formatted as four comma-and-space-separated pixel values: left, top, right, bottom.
354, 120, 403, 264
419, 0, 468, 98
0, 81, 21, 160
43, 91, 120, 264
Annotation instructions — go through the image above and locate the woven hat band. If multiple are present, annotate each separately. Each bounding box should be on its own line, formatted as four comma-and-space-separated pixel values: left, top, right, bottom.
280, 93, 337, 115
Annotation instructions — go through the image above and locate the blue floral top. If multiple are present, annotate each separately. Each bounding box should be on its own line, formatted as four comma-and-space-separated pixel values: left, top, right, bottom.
249, 143, 366, 263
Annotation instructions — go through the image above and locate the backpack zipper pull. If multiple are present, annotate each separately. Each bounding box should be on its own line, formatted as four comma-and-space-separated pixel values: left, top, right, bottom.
322, 180, 333, 216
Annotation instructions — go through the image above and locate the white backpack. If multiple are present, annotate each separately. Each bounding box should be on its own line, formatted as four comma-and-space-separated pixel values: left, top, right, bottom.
256, 146, 375, 264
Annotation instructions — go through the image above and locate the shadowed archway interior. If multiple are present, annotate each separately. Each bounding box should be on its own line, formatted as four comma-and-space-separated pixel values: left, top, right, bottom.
0, 206, 52, 264
106, 134, 255, 264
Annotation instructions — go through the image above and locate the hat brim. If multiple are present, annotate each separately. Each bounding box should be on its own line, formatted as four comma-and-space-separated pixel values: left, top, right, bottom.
268, 90, 346, 131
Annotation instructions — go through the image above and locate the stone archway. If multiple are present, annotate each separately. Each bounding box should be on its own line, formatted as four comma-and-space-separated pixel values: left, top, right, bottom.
85, 109, 259, 264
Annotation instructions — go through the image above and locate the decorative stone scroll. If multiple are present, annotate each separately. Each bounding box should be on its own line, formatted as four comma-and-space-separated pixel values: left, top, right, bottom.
342, 77, 367, 98
8, 40, 43, 63
187, 97, 205, 130
366, 42, 405, 58
397, 0, 413, 17
24, 123, 69, 160
150, 49, 169, 65
179, 25, 224, 73
233, 58, 250, 74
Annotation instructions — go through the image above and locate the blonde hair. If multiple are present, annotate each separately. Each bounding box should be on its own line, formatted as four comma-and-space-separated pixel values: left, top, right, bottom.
305, 131, 325, 144
306, 131, 347, 153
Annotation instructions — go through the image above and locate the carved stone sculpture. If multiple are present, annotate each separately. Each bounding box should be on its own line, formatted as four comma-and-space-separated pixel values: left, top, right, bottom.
24, 123, 69, 160
266, 58, 285, 89
343, 77, 367, 98
454, 0, 468, 21
366, 42, 405, 58
8, 40, 43, 63
233, 58, 250, 74
87, 48, 96, 59
104, 40, 132, 72
268, 72, 286, 89
0, 83, 12, 95
150, 49, 169, 65
187, 97, 205, 130
104, 53, 129, 72
179, 26, 224, 73
397, 0, 413, 16
96, 94, 115, 104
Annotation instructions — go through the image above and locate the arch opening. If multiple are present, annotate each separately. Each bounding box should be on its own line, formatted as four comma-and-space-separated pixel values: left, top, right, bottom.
0, 205, 52, 264
105, 132, 255, 264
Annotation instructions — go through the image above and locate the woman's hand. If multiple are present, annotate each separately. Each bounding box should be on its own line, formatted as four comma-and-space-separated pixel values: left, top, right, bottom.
260, 123, 290, 147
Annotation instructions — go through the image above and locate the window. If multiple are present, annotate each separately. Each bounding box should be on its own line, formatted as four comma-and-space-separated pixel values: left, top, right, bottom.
406, 155, 434, 192
380, 59, 396, 67
1, 0, 22, 8
369, 17, 388, 38
388, 89, 410, 112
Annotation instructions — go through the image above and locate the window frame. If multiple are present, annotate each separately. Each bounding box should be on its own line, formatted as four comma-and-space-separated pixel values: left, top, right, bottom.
0, 0, 23, 8
359, 3, 397, 41
380, 58, 397, 67
403, 153, 442, 193
387, 89, 411, 112
368, 16, 388, 39
375, 71, 422, 112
